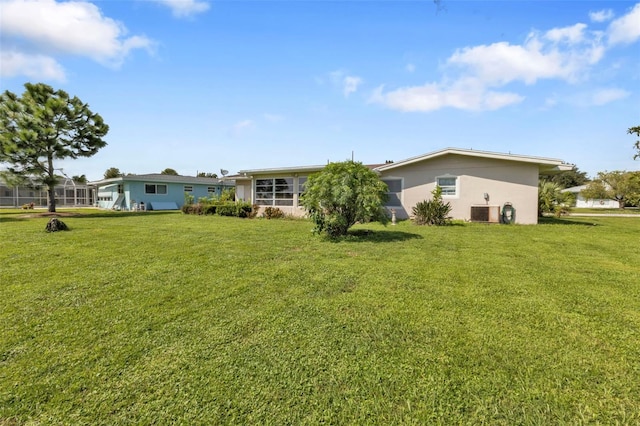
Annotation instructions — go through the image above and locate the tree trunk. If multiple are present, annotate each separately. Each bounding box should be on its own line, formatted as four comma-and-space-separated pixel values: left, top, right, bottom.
48, 187, 56, 212
47, 152, 56, 212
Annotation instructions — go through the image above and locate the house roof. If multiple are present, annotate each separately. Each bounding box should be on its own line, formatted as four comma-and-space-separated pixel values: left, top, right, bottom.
238, 147, 573, 176
374, 147, 574, 173
562, 184, 587, 193
89, 173, 234, 186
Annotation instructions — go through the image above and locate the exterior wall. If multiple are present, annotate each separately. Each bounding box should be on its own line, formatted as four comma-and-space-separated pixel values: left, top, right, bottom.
380, 154, 540, 224
97, 180, 227, 210
575, 196, 619, 208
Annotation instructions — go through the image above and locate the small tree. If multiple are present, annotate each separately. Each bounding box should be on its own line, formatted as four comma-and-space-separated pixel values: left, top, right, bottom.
72, 174, 87, 184
104, 167, 123, 179
0, 83, 109, 212
197, 172, 218, 178
161, 168, 179, 175
581, 171, 640, 209
629, 126, 640, 160
300, 161, 388, 237
412, 186, 452, 225
538, 181, 573, 217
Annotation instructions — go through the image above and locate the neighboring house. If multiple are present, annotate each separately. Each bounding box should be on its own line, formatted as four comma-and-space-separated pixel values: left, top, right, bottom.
236, 147, 573, 224
562, 185, 619, 208
89, 174, 234, 211
0, 177, 92, 208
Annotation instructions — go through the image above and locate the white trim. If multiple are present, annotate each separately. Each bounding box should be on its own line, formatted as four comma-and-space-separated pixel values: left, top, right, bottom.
436, 174, 459, 198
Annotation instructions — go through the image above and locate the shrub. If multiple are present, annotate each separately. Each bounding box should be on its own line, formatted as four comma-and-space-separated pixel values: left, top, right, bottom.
235, 202, 255, 218
301, 160, 389, 237
412, 186, 452, 226
216, 203, 237, 216
181, 203, 204, 215
182, 201, 255, 218
263, 206, 285, 219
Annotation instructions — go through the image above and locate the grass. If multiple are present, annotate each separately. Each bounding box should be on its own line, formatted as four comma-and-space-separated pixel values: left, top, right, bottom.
571, 207, 640, 214
1, 209, 639, 424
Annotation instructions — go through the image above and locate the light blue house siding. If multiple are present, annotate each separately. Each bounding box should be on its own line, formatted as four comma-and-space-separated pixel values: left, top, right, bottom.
91, 174, 234, 211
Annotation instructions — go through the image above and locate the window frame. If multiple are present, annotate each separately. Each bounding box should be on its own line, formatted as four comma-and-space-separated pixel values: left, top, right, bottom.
436, 175, 459, 197
145, 184, 168, 195
255, 177, 294, 206
381, 177, 403, 207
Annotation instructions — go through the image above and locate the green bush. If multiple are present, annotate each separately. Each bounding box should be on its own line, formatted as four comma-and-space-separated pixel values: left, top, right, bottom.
181, 203, 204, 215
182, 201, 255, 218
412, 186, 452, 226
216, 203, 237, 216
262, 206, 285, 219
236, 202, 256, 218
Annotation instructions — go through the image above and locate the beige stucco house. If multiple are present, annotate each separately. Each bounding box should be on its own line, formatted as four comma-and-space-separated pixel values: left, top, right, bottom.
235, 148, 573, 224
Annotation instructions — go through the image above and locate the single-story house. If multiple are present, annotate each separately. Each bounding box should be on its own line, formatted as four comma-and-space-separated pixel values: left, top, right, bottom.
235, 147, 573, 224
562, 185, 619, 208
89, 174, 234, 211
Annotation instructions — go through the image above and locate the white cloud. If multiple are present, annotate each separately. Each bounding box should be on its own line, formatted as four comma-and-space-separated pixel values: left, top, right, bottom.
545, 23, 588, 45
343, 76, 363, 97
589, 88, 630, 105
330, 70, 363, 98
405, 63, 416, 73
370, 81, 523, 112
448, 25, 604, 86
607, 3, 640, 45
151, 0, 210, 18
372, 15, 623, 113
0, 50, 66, 81
0, 0, 154, 75
589, 9, 614, 23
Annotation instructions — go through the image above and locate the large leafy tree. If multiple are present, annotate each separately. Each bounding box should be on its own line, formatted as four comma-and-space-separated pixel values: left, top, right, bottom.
0, 83, 108, 212
581, 171, 640, 209
629, 126, 640, 160
300, 161, 388, 237
160, 168, 179, 175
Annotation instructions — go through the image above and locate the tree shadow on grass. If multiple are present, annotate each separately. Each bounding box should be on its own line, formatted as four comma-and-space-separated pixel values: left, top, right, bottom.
539, 216, 601, 226
331, 229, 423, 243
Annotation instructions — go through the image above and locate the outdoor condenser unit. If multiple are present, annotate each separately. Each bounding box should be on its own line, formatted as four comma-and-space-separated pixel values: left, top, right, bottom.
470, 205, 501, 223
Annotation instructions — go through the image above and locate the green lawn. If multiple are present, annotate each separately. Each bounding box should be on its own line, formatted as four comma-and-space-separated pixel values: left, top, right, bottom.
1, 209, 639, 424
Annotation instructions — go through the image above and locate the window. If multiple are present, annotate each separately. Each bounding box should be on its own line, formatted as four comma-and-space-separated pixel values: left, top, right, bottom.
207, 186, 217, 193
256, 178, 294, 206
382, 178, 402, 206
436, 176, 458, 196
145, 184, 167, 195
184, 185, 193, 192
298, 177, 307, 194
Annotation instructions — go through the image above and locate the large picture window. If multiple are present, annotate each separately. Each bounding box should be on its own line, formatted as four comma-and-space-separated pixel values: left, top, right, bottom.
256, 178, 294, 206
436, 176, 457, 196
381, 178, 402, 206
145, 184, 168, 195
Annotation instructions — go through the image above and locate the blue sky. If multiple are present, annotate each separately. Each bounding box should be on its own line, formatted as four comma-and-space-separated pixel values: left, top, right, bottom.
1, 0, 639, 181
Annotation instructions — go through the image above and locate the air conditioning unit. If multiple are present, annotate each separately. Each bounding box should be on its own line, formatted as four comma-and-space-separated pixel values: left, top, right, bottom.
470, 205, 500, 223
